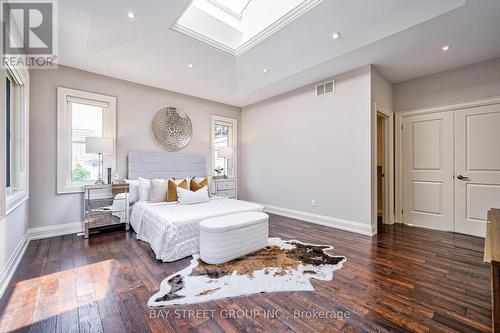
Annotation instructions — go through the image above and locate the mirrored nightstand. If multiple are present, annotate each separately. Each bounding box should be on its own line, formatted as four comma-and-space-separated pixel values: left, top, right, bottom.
212, 178, 237, 199
83, 184, 129, 238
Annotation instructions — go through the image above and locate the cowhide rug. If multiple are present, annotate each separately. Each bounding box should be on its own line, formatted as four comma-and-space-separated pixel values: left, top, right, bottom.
149, 238, 346, 307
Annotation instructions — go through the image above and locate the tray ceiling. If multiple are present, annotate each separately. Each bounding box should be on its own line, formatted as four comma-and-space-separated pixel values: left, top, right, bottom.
57, 0, 500, 107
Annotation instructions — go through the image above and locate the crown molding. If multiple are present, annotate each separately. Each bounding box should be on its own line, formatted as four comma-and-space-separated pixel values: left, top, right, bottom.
171, 0, 323, 57
171, 24, 237, 56
235, 0, 322, 56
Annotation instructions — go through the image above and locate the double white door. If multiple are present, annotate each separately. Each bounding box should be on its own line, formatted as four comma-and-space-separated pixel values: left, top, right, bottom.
402, 104, 500, 237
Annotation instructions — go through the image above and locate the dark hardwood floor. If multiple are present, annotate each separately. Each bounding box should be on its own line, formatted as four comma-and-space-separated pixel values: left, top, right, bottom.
0, 214, 491, 332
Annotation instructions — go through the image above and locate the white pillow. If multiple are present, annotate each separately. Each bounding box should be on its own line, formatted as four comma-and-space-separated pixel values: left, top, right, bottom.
138, 177, 151, 201
124, 179, 140, 203
150, 179, 168, 202
177, 186, 209, 205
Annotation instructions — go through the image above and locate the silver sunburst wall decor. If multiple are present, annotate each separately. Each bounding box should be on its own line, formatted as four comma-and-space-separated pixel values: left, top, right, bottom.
151, 107, 192, 151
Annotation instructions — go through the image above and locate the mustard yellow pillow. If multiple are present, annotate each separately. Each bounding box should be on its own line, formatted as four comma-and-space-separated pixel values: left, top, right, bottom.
167, 179, 188, 202
190, 177, 211, 197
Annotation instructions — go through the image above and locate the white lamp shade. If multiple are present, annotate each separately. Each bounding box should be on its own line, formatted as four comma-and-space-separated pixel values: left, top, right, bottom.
216, 146, 233, 158
85, 137, 114, 154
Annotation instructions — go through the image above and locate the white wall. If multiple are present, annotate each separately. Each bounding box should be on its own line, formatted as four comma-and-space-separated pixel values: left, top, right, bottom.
240, 66, 374, 235
394, 57, 500, 111
29, 66, 240, 229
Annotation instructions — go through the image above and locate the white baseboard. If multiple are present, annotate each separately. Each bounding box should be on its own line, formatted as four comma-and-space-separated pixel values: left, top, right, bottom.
0, 232, 30, 298
28, 222, 83, 240
0, 221, 83, 298
263, 204, 375, 237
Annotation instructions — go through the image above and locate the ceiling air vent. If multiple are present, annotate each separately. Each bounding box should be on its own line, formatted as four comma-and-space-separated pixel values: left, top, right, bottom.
315, 80, 335, 97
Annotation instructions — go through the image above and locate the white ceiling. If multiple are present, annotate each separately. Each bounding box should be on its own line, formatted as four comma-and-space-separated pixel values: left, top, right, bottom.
59, 0, 500, 107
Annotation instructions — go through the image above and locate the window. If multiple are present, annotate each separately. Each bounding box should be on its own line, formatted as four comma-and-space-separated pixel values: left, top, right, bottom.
5, 76, 12, 189
2, 65, 29, 216
57, 88, 116, 193
211, 0, 251, 16
211, 116, 237, 178
71, 102, 103, 182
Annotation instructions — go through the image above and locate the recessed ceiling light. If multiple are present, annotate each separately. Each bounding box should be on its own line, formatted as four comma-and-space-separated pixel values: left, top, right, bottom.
442, 45, 451, 52
188, 63, 194, 68
127, 11, 135, 19
263, 68, 269, 73
331, 32, 341, 40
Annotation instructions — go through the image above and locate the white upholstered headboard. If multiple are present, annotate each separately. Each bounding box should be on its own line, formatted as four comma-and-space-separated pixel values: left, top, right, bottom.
127, 152, 206, 180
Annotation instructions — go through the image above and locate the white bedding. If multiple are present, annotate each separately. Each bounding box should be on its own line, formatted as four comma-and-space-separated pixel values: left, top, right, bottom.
111, 193, 128, 220
130, 197, 264, 262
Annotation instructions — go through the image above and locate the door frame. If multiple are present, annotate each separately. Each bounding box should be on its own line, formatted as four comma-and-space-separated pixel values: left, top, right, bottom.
395, 95, 500, 224
375, 104, 394, 225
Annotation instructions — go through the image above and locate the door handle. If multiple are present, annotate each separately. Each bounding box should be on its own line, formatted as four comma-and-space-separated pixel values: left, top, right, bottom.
457, 175, 470, 181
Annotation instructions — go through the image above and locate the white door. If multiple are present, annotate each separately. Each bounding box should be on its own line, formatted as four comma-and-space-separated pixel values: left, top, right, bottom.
402, 112, 454, 231
455, 104, 500, 237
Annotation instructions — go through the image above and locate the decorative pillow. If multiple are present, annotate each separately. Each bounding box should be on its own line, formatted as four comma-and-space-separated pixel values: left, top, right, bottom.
150, 179, 168, 202
138, 177, 151, 202
190, 177, 211, 197
167, 178, 188, 202
177, 186, 209, 205
124, 179, 140, 203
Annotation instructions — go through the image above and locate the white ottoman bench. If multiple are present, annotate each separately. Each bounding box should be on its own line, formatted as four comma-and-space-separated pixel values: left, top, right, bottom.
200, 212, 269, 264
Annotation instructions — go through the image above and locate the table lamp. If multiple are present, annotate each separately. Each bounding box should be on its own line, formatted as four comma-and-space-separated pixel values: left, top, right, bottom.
216, 146, 233, 178
85, 137, 114, 185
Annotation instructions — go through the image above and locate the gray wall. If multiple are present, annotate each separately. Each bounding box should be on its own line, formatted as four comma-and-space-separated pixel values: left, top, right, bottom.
370, 66, 394, 231
29, 66, 240, 228
371, 67, 393, 112
0, 202, 28, 275
394, 57, 500, 111
0, 67, 29, 284
240, 66, 373, 227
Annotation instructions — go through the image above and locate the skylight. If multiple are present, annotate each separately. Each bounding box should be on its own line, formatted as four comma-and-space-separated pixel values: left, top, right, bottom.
192, 0, 243, 31
173, 0, 322, 56
209, 0, 251, 18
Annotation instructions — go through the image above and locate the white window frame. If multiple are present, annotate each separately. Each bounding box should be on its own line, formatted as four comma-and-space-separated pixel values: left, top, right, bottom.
57, 87, 116, 194
210, 115, 238, 178
1, 64, 29, 217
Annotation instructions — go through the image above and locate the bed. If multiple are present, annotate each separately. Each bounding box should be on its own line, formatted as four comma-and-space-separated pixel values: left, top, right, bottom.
127, 153, 264, 262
